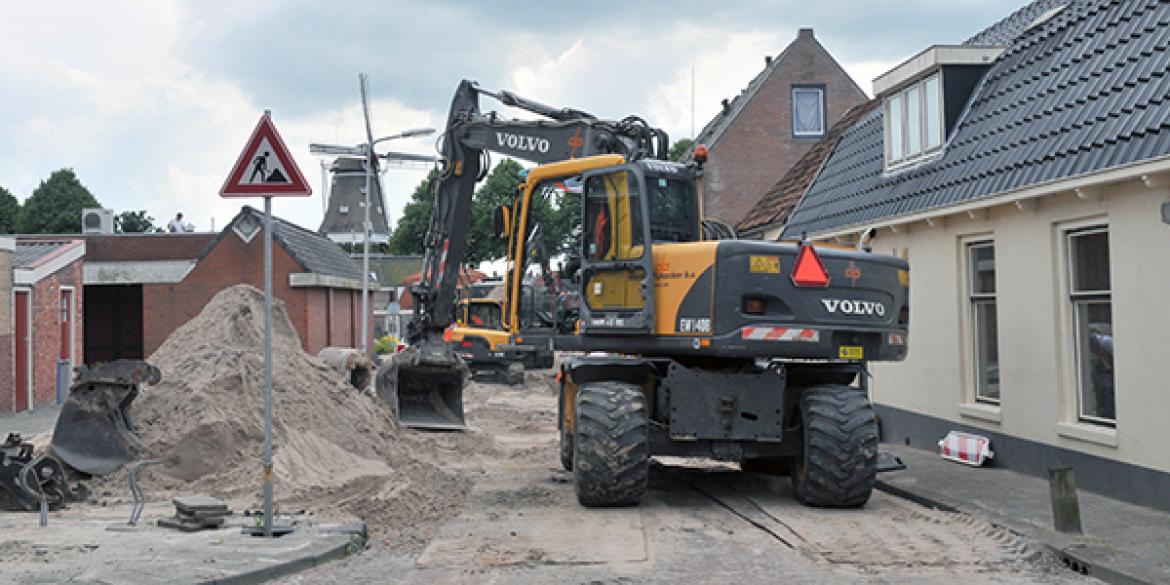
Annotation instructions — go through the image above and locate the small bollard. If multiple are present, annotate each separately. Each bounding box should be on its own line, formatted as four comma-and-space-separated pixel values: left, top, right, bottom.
1048, 464, 1083, 534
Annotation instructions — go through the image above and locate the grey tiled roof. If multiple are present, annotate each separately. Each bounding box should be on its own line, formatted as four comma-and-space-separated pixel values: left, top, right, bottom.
13, 240, 67, 268
785, 0, 1170, 237
207, 207, 363, 281
965, 0, 1072, 45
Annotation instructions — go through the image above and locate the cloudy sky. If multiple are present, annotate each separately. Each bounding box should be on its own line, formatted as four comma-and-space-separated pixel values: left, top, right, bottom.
1, 0, 1030, 232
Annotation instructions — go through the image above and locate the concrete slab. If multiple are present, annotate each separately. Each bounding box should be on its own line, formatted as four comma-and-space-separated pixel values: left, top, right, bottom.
0, 502, 364, 584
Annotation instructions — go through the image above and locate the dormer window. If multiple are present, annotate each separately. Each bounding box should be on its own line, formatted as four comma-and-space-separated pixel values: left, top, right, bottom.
885, 73, 943, 167
875, 45, 1005, 170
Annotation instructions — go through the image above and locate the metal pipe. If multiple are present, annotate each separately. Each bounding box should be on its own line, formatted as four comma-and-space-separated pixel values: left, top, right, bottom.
361, 156, 371, 355
263, 195, 274, 538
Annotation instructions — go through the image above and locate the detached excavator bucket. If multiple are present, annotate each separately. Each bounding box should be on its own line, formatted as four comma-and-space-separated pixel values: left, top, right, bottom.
50, 361, 161, 476
377, 344, 468, 430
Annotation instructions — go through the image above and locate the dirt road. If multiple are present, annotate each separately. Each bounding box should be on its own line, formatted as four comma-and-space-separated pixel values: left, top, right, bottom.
284, 370, 1093, 584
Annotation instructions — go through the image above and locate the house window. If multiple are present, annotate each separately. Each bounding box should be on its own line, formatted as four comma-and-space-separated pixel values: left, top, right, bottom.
1067, 226, 1114, 426
884, 73, 944, 167
792, 86, 825, 137
967, 241, 999, 404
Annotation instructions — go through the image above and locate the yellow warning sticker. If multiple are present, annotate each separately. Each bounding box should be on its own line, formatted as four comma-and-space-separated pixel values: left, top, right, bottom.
749, 255, 780, 273
838, 345, 864, 360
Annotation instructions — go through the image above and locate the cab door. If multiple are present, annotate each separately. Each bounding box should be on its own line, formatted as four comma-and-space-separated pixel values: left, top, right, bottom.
578, 166, 655, 335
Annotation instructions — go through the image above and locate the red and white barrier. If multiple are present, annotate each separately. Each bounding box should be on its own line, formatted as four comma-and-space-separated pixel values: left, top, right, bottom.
938, 431, 994, 466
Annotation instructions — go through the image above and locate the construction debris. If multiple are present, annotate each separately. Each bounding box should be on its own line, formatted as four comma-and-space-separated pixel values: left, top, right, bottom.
50, 361, 161, 476
114, 284, 473, 543
0, 433, 87, 511
317, 347, 374, 391
157, 496, 232, 532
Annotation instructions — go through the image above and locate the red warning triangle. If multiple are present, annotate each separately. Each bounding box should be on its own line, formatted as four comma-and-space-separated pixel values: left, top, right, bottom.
220, 112, 312, 198
791, 244, 830, 288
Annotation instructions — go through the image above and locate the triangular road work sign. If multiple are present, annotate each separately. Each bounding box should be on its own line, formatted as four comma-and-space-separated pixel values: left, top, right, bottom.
220, 112, 312, 197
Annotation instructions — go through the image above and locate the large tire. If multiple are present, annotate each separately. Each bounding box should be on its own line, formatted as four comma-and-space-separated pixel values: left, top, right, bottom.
558, 382, 573, 471
573, 381, 649, 507
791, 385, 878, 508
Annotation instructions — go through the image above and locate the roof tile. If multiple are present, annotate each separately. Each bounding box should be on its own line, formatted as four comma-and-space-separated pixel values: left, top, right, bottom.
786, 0, 1170, 236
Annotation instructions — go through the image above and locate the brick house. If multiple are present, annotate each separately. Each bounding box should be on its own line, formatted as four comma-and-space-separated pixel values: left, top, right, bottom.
786, 0, 1170, 510
7, 239, 85, 412
737, 100, 880, 239
83, 206, 373, 361
0, 238, 13, 410
689, 27, 867, 227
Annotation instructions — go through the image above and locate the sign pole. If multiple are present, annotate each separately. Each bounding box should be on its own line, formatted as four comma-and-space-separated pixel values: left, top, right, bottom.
218, 109, 311, 540
262, 194, 274, 538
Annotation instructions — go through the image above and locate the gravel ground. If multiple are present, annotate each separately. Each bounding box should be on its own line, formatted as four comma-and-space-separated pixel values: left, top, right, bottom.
282, 368, 1097, 584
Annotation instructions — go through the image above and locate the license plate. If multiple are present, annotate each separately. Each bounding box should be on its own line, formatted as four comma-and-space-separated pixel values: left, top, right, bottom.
838, 345, 864, 360
749, 255, 780, 273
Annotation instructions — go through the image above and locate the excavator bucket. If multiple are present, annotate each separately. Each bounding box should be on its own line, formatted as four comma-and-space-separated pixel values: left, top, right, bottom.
50, 361, 161, 476
376, 344, 468, 430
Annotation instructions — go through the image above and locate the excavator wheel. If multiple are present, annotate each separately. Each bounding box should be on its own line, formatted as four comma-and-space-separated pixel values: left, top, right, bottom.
791, 385, 877, 508
573, 381, 648, 507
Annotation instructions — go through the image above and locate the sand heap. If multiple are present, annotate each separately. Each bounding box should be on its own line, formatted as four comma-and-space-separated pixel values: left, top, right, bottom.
127, 284, 471, 540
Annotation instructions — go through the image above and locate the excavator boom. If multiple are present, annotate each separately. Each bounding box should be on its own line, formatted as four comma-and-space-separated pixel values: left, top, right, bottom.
380, 79, 668, 429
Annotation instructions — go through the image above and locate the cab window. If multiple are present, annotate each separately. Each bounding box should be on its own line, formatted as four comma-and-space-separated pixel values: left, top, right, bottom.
646, 175, 698, 243
584, 170, 644, 261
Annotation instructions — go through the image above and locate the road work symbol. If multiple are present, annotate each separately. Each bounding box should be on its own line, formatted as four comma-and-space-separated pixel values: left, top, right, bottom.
220, 112, 311, 198
248, 150, 289, 184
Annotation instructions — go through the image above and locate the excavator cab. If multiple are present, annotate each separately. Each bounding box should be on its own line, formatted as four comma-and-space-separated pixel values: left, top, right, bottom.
577, 161, 702, 335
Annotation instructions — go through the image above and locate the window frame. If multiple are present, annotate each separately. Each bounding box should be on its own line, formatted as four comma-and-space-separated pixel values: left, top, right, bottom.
791, 85, 826, 138
1065, 224, 1115, 427
884, 72, 945, 169
966, 240, 1000, 406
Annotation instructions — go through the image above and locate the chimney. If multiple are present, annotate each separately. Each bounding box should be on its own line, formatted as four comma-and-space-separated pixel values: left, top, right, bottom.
765, 55, 773, 66
721, 98, 730, 113
798, 27, 814, 40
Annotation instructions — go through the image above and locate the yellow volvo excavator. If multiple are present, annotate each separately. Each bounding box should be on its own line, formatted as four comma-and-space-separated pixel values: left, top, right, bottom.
381, 80, 910, 509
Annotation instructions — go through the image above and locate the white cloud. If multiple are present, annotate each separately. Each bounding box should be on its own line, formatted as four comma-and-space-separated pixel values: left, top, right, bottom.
1, 0, 1025, 237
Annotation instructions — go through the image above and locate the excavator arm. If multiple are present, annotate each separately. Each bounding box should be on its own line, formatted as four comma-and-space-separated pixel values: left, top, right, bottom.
384, 79, 669, 429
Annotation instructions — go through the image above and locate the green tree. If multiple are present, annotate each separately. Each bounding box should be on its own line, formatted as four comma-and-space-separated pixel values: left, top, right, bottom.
387, 168, 440, 256
0, 186, 19, 234
668, 138, 694, 162
115, 210, 161, 233
466, 159, 525, 266
16, 169, 101, 234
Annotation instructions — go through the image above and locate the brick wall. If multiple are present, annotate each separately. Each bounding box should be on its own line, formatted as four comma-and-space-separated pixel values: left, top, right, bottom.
141, 229, 370, 357
0, 247, 12, 412
702, 29, 867, 226
29, 260, 83, 407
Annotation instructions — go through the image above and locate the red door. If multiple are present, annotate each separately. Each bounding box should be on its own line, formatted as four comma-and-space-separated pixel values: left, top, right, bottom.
59, 289, 73, 362
14, 291, 30, 412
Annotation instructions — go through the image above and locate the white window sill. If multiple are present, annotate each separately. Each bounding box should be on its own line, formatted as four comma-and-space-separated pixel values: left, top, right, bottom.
958, 402, 1002, 423
1056, 422, 1118, 448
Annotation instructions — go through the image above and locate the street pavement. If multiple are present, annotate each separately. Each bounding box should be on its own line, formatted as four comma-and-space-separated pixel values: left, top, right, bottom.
877, 445, 1170, 585
283, 374, 1096, 584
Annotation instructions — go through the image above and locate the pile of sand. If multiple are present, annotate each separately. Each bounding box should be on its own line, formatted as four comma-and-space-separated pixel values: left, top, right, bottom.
125, 284, 474, 541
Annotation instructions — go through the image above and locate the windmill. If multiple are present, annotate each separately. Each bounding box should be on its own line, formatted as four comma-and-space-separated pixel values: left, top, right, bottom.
309, 73, 436, 354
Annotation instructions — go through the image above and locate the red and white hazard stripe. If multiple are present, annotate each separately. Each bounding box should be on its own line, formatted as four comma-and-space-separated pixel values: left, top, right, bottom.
938, 431, 994, 466
437, 241, 450, 279
740, 327, 819, 342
